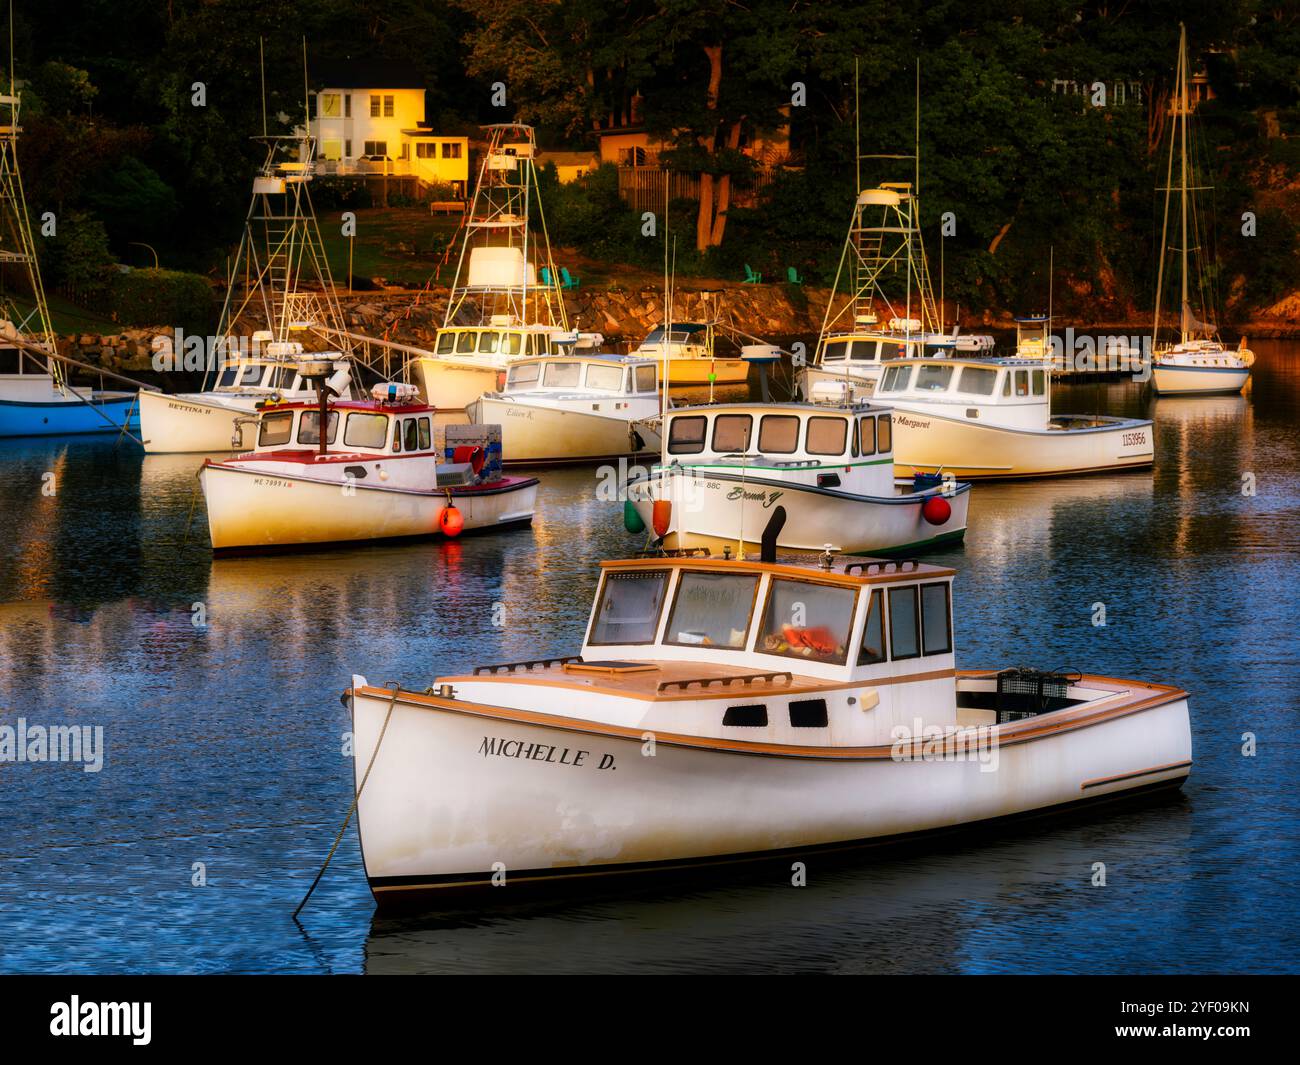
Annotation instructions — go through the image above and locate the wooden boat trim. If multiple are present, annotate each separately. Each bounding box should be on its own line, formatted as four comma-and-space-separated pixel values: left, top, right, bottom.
352, 672, 1188, 759
597, 554, 957, 586
1080, 759, 1193, 790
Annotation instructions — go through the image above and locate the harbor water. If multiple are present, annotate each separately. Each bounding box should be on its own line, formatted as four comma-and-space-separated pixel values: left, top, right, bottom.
0, 342, 1297, 974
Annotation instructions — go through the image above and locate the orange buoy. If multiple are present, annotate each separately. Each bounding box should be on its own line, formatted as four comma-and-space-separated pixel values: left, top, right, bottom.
651, 499, 672, 538
440, 505, 465, 537
921, 495, 951, 526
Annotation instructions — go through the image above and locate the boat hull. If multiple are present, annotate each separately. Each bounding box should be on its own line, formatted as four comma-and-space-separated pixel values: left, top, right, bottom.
1151, 363, 1249, 396
627, 469, 969, 554
412, 356, 503, 412
349, 677, 1190, 903
664, 358, 748, 387
199, 462, 538, 553
0, 392, 139, 438
139, 390, 257, 453
886, 407, 1154, 479
468, 396, 661, 464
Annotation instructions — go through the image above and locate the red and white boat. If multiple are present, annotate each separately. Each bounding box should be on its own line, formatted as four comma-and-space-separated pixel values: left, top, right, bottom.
198, 379, 538, 554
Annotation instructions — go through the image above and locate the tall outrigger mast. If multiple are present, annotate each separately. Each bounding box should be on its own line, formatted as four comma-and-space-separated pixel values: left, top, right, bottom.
815, 60, 941, 361
443, 122, 566, 330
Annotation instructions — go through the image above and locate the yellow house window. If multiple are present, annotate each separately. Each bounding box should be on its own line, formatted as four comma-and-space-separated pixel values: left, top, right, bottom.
442, 141, 462, 159
369, 94, 381, 117
320, 93, 340, 118
383, 95, 394, 117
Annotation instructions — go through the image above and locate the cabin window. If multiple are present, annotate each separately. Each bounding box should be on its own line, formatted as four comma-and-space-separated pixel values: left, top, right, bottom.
507, 362, 540, 388
915, 364, 955, 392
806, 417, 848, 456
419, 417, 432, 450
920, 583, 952, 655
268, 365, 297, 390
529, 333, 547, 355
635, 365, 657, 393
877, 414, 892, 453
1014, 370, 1030, 397
957, 365, 998, 396
789, 699, 829, 728
503, 333, 522, 355
758, 415, 800, 454
857, 589, 887, 664
588, 570, 670, 645
851, 340, 877, 360
543, 361, 581, 388
758, 578, 857, 665
667, 415, 707, 455
585, 363, 624, 392
723, 704, 768, 727
1032, 370, 1046, 396
822, 339, 848, 362
879, 364, 911, 392
297, 410, 338, 446
392, 420, 401, 452
664, 571, 759, 649
712, 414, 752, 453
888, 586, 920, 661
403, 418, 420, 452
344, 412, 389, 450
456, 331, 477, 354
239, 364, 264, 386
217, 365, 241, 388
1002, 372, 1012, 397
478, 332, 500, 354
436, 332, 455, 355
258, 412, 293, 447
859, 416, 876, 456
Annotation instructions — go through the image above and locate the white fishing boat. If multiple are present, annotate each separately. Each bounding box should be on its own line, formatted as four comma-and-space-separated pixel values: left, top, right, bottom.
410, 124, 598, 412
465, 353, 662, 464
346, 547, 1191, 903
871, 356, 1154, 479
139, 340, 352, 453
1149, 26, 1252, 396
199, 372, 538, 554
624, 401, 968, 554
631, 320, 749, 388
139, 131, 359, 452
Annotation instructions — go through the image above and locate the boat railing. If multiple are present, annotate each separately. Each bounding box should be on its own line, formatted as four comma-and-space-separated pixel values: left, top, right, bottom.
473, 655, 583, 676
843, 559, 921, 576
657, 670, 793, 694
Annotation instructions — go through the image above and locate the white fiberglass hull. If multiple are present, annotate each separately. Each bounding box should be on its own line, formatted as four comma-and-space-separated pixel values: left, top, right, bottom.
1150, 362, 1249, 396
199, 462, 537, 552
468, 396, 660, 464
798, 365, 880, 403
628, 470, 968, 554
139, 389, 258, 453
349, 679, 1190, 902
886, 407, 1154, 479
412, 356, 503, 412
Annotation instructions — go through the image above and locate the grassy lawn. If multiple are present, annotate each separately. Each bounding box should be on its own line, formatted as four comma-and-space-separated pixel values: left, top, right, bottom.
316, 207, 464, 289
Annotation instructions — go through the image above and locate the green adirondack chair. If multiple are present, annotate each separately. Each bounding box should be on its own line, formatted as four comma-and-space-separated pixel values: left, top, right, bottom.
786, 266, 803, 285
743, 264, 762, 284
561, 266, 580, 289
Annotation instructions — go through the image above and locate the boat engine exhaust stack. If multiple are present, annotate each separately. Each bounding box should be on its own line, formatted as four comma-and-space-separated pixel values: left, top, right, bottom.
760, 506, 787, 563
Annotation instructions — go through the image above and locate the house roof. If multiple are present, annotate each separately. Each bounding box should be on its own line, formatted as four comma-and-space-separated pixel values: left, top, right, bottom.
311, 60, 426, 91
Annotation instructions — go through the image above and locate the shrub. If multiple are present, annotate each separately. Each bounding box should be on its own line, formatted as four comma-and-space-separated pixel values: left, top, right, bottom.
107, 268, 215, 332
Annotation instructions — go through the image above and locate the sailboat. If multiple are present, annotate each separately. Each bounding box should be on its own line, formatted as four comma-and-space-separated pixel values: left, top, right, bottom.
409, 123, 590, 413
1149, 25, 1253, 397
137, 127, 357, 453
0, 77, 140, 437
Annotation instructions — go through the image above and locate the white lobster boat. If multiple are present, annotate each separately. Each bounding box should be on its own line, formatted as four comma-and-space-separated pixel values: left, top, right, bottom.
465, 354, 663, 464
625, 401, 969, 555
871, 356, 1154, 479
139, 343, 353, 453
631, 321, 749, 388
199, 380, 538, 553
1151, 340, 1252, 396
347, 548, 1192, 904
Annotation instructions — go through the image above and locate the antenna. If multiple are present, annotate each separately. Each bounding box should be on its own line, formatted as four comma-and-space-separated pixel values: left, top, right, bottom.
302, 37, 310, 136
259, 37, 267, 138
854, 57, 860, 195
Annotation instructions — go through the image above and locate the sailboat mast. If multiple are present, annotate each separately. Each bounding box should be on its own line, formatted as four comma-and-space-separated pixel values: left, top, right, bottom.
1178, 25, 1190, 344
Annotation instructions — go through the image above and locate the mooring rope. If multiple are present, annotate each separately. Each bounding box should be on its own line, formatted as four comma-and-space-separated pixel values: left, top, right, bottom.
292, 681, 401, 920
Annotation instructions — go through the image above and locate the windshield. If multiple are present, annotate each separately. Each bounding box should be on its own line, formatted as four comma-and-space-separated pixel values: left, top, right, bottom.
758, 578, 857, 665
664, 572, 758, 649
588, 570, 669, 645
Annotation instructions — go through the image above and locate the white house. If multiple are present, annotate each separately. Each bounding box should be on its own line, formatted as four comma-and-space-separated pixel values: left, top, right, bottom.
308, 62, 470, 197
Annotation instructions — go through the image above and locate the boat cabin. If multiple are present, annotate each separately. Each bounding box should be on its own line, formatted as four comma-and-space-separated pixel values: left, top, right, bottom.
433, 322, 564, 359
212, 353, 351, 396
874, 356, 1054, 431
567, 551, 961, 744
818, 327, 954, 367
661, 402, 895, 494
635, 322, 713, 359
504, 355, 660, 398
250, 397, 436, 456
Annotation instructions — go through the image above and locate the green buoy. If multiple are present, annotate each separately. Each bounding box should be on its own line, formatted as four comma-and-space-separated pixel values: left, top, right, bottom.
623, 499, 645, 534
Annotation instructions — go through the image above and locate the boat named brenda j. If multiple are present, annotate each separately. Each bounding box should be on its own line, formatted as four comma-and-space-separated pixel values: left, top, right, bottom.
199, 377, 538, 553
625, 400, 969, 555
870, 355, 1154, 479
346, 548, 1191, 903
